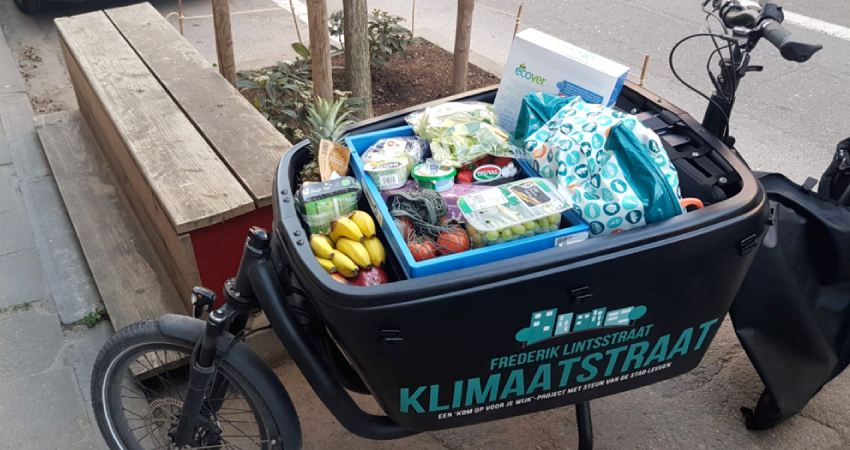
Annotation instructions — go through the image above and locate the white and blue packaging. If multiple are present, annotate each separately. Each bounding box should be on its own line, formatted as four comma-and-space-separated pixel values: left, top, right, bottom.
493, 29, 630, 133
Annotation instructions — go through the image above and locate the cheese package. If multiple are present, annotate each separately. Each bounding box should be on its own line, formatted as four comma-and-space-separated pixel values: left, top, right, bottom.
493, 29, 629, 134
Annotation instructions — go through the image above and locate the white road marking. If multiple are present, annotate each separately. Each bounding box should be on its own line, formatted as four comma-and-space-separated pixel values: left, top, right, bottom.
269, 0, 309, 24
276, 0, 850, 45
781, 11, 850, 42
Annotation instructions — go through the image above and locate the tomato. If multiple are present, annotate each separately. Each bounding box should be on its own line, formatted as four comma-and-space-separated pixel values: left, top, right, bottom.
457, 170, 474, 183
475, 155, 495, 167
394, 217, 416, 242
435, 228, 471, 255
493, 156, 514, 167
408, 240, 438, 262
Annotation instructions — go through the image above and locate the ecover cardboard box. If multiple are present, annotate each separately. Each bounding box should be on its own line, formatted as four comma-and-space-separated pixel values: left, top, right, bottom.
494, 29, 629, 134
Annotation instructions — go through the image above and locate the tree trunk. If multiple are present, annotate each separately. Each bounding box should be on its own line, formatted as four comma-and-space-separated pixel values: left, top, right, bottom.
307, 0, 333, 102
451, 0, 474, 94
211, 0, 236, 85
343, 0, 374, 118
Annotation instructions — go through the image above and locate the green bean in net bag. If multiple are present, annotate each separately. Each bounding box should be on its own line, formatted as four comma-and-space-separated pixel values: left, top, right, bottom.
405, 102, 522, 167
521, 94, 683, 236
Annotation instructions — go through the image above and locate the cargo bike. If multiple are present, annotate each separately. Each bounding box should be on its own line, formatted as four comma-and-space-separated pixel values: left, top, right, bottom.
90, 1, 822, 449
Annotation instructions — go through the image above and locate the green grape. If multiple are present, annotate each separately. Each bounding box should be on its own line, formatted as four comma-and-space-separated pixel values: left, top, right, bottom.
510, 224, 526, 235
472, 234, 483, 247
548, 214, 561, 226
485, 230, 500, 241
524, 221, 537, 231
537, 218, 550, 229
500, 228, 513, 240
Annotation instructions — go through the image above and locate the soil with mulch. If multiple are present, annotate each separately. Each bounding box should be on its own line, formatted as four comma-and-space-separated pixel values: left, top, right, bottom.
332, 40, 501, 116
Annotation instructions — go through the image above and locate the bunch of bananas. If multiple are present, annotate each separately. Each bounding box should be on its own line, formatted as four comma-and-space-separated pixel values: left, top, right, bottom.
310, 211, 386, 278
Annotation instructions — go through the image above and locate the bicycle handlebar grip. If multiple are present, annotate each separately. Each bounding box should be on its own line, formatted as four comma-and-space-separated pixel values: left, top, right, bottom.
762, 20, 823, 62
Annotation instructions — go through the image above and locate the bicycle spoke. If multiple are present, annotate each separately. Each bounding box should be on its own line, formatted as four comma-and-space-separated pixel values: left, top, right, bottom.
220, 419, 261, 445
220, 439, 248, 450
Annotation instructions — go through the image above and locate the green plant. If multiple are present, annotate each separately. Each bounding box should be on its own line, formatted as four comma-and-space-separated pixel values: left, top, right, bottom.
0, 302, 33, 315
328, 9, 414, 66
305, 97, 356, 148
83, 306, 108, 328
237, 46, 360, 154
299, 97, 358, 182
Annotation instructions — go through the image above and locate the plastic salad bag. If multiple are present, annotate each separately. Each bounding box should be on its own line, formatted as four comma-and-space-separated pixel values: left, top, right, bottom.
361, 136, 428, 172
405, 102, 522, 167
522, 93, 685, 236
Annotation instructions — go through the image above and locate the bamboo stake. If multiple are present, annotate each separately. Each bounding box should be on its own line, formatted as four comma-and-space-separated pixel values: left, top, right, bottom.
178, 0, 184, 35
451, 0, 474, 94
513, 3, 523, 36
639, 54, 650, 87
411, 0, 416, 37
290, 0, 303, 46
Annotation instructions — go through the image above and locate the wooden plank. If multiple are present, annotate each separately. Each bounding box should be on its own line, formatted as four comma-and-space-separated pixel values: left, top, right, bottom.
55, 11, 255, 235
105, 3, 292, 208
59, 35, 201, 304
35, 110, 188, 329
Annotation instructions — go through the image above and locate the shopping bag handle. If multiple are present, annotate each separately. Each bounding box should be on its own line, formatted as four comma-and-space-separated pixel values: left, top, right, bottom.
680, 198, 705, 210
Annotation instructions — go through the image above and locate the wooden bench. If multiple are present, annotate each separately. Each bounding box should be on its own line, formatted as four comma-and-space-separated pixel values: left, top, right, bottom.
54, 4, 291, 311
41, 4, 290, 363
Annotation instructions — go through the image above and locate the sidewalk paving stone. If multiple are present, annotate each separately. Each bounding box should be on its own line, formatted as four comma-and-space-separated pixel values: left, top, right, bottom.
0, 305, 64, 380
0, 30, 24, 95
20, 176, 101, 324
0, 208, 35, 255
0, 248, 47, 308
0, 121, 11, 166
0, 92, 51, 181
0, 164, 24, 213
0, 366, 98, 450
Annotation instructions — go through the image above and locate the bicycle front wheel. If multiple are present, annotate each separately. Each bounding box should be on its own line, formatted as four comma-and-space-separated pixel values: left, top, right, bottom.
92, 320, 282, 450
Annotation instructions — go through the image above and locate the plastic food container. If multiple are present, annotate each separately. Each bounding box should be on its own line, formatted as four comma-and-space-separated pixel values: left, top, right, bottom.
411, 163, 456, 192
295, 177, 361, 234
459, 178, 570, 230
459, 178, 570, 248
363, 157, 409, 191
361, 136, 428, 172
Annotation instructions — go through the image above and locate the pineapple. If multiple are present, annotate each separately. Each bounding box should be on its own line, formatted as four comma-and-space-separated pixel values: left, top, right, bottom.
299, 97, 356, 184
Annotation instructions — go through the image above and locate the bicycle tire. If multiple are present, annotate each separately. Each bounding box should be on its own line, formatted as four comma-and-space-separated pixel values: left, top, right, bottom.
91, 320, 283, 450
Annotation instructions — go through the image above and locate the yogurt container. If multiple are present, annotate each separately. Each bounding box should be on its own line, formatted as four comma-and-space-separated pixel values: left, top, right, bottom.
364, 156, 409, 191
412, 163, 457, 192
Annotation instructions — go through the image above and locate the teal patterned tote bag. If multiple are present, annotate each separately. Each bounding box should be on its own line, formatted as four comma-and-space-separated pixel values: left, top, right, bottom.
522, 94, 683, 236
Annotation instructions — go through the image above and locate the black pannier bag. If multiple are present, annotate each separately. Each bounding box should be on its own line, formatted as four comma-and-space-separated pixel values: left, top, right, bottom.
730, 172, 850, 429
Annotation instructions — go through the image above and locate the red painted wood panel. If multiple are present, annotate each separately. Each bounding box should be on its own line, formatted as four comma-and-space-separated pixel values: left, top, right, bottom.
189, 206, 274, 305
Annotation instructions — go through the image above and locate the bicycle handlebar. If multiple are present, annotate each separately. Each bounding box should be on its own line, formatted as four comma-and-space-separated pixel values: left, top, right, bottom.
717, 0, 822, 62
761, 19, 822, 62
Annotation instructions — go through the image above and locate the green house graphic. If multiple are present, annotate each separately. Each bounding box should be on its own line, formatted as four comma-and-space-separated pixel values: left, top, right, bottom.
516, 305, 647, 346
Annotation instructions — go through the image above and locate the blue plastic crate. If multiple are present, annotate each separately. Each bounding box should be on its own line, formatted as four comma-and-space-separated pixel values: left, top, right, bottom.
346, 126, 590, 278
